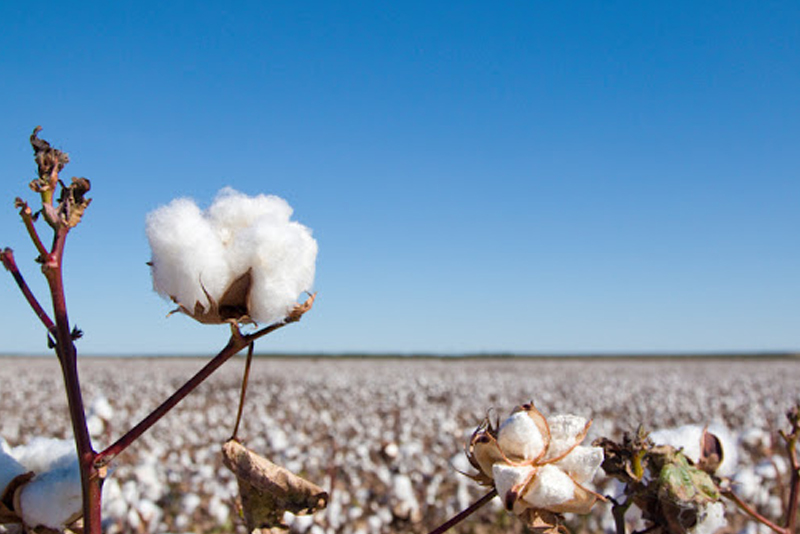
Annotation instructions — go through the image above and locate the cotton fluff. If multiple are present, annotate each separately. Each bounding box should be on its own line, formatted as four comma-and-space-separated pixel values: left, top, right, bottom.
4, 437, 81, 530
497, 412, 545, 460
689, 501, 727, 534
146, 187, 317, 325
18, 459, 82, 529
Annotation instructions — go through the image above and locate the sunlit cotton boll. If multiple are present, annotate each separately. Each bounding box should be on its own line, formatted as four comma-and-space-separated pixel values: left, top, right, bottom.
146, 188, 317, 325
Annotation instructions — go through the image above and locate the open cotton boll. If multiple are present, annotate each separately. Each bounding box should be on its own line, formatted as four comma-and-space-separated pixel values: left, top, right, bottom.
18, 458, 81, 529
146, 188, 317, 325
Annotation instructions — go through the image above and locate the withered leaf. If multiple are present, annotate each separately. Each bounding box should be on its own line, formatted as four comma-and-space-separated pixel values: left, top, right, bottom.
222, 439, 328, 532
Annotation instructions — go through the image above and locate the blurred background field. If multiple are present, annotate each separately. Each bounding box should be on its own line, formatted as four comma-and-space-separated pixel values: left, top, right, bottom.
1, 356, 798, 534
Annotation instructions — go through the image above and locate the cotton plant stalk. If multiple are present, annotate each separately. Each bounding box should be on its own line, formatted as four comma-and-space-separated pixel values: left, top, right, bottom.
0, 128, 318, 534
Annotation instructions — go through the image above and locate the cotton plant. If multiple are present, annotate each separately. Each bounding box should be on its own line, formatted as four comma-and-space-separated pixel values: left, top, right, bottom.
458, 403, 605, 533
0, 128, 319, 534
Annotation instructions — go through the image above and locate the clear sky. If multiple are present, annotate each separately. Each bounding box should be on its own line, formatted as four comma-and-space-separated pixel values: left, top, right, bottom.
1, 1, 798, 356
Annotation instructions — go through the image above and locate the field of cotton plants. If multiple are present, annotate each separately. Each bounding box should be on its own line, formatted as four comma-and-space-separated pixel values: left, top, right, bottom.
1, 356, 798, 534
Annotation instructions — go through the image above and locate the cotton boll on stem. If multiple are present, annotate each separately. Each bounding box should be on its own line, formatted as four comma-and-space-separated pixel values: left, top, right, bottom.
146, 188, 317, 325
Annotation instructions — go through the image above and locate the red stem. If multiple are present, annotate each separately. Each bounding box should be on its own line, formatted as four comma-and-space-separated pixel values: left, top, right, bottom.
42, 228, 102, 534
95, 319, 292, 466
17, 201, 49, 259
723, 489, 787, 534
427, 489, 497, 534
0, 248, 56, 336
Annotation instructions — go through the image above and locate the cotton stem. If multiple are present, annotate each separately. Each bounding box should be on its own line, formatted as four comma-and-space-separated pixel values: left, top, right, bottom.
426, 489, 497, 534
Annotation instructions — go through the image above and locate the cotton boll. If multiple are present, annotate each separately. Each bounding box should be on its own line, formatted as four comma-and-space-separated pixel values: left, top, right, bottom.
18, 458, 81, 529
146, 188, 317, 325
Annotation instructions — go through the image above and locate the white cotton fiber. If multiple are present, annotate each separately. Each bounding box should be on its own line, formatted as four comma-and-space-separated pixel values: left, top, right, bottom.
493, 463, 534, 504
523, 464, 575, 509
18, 458, 81, 529
10, 437, 77, 474
498, 412, 545, 460
545, 415, 588, 459
146, 188, 317, 325
689, 502, 727, 534
554, 445, 604, 484
3, 438, 82, 529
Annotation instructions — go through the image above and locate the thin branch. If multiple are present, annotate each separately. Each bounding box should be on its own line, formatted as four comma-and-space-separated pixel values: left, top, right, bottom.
722, 489, 787, 534
782, 424, 800, 533
231, 342, 255, 440
95, 294, 315, 465
610, 495, 632, 534
1, 248, 56, 336
427, 489, 497, 534
15, 199, 49, 259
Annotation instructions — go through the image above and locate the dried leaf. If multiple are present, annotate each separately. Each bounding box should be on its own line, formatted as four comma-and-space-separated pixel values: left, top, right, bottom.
222, 439, 328, 532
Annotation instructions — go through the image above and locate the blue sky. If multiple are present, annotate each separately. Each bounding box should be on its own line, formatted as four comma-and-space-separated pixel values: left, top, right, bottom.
1, 1, 798, 355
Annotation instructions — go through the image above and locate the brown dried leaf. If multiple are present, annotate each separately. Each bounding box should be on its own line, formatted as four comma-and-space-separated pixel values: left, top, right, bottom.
222, 439, 328, 532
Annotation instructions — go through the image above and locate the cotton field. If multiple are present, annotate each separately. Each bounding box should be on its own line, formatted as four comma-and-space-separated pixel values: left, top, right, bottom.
0, 356, 798, 534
